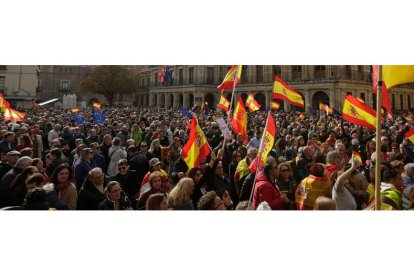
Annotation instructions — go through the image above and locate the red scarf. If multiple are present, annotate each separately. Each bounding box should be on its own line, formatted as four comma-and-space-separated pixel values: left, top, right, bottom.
55, 180, 71, 191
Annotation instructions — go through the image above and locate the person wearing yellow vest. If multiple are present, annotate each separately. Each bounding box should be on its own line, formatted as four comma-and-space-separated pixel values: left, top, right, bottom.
295, 163, 331, 210
130, 123, 143, 147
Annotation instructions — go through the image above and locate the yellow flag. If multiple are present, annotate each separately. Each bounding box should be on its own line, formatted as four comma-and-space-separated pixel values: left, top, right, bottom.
382, 65, 414, 89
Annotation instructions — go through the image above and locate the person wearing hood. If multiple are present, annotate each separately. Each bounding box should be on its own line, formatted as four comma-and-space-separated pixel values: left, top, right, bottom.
251, 157, 290, 210
98, 181, 132, 210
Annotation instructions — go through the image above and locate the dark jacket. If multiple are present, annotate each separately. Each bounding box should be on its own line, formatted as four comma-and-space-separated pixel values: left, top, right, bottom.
98, 191, 132, 210
112, 171, 140, 200
239, 172, 255, 202
136, 188, 161, 210
0, 140, 15, 154
42, 183, 71, 210
128, 153, 149, 185
21, 201, 50, 210
74, 159, 97, 189
0, 167, 23, 208
46, 157, 69, 177
77, 176, 110, 210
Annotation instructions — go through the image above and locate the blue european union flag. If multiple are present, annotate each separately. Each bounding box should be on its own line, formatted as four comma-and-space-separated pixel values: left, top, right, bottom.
164, 66, 171, 82
180, 108, 192, 119
93, 108, 106, 124
73, 113, 86, 125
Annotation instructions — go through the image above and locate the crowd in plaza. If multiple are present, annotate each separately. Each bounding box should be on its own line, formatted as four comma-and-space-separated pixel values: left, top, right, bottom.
0, 104, 413, 211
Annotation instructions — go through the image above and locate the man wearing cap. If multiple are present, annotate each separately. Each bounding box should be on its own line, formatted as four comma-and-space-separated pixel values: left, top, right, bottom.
0, 151, 21, 180
0, 132, 16, 155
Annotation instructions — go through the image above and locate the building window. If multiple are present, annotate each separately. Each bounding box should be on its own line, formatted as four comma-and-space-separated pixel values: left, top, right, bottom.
147, 78, 150, 87
346, 92, 352, 96
179, 68, 184, 85
314, 65, 326, 79
189, 67, 194, 84
273, 65, 281, 77
241, 66, 248, 83
0, 76, 5, 92
360, 93, 365, 102
400, 94, 404, 109
207, 67, 214, 84
392, 94, 396, 109
61, 80, 70, 91
0, 66, 6, 70
292, 66, 302, 80
345, 65, 352, 79
256, 66, 263, 83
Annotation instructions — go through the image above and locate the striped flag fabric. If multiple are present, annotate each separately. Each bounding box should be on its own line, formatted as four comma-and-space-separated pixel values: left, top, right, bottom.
271, 101, 280, 110
231, 96, 248, 144
272, 76, 304, 107
351, 151, 362, 166
3, 107, 26, 121
181, 116, 211, 169
0, 93, 10, 113
342, 95, 379, 129
217, 93, 230, 113
217, 65, 242, 91
319, 102, 333, 115
405, 128, 414, 144
245, 92, 261, 112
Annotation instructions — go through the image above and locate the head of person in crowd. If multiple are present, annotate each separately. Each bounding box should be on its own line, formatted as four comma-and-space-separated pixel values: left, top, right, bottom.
126, 139, 135, 148
53, 123, 61, 132
25, 173, 45, 193
88, 168, 105, 187
104, 181, 123, 202
145, 171, 162, 192
238, 146, 247, 159
197, 191, 226, 210
149, 157, 162, 173
32, 158, 45, 173
306, 163, 326, 178
90, 142, 100, 156
295, 136, 305, 149
4, 131, 15, 143
326, 150, 342, 167
256, 201, 272, 211
20, 148, 33, 158
187, 168, 203, 184
16, 156, 34, 170
103, 134, 112, 146
6, 150, 21, 166
246, 147, 258, 163
139, 141, 148, 154
50, 163, 73, 187
51, 139, 61, 149
262, 156, 279, 183
112, 137, 122, 147
117, 159, 129, 176
314, 196, 337, 210
381, 135, 389, 147
127, 145, 138, 158
365, 140, 376, 154
149, 138, 161, 153
381, 164, 403, 191
23, 188, 49, 210
168, 177, 194, 207
19, 134, 33, 148
80, 148, 93, 163
320, 142, 331, 156
390, 160, 404, 175
235, 200, 251, 210
231, 150, 243, 166
277, 162, 294, 182
145, 193, 168, 210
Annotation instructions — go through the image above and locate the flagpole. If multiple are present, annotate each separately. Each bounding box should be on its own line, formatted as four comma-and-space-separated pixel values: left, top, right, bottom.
247, 111, 271, 210
227, 67, 240, 129
375, 66, 382, 210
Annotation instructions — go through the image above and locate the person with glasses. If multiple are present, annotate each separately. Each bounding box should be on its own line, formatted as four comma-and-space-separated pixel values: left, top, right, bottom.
112, 159, 139, 209
98, 181, 132, 210
197, 191, 226, 210
90, 142, 105, 170
251, 157, 290, 210
276, 162, 297, 209
74, 148, 97, 190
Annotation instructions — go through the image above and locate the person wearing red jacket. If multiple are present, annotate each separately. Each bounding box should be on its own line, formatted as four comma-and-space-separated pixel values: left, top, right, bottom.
251, 157, 290, 210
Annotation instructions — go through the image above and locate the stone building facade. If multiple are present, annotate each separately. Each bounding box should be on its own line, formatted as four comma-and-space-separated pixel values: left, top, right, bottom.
0, 65, 38, 108
133, 65, 414, 112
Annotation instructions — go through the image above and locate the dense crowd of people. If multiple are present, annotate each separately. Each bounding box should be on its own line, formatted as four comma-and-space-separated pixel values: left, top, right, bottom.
0, 104, 414, 211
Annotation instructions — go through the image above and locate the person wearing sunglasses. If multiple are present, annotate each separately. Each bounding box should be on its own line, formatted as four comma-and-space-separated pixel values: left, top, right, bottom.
112, 159, 139, 209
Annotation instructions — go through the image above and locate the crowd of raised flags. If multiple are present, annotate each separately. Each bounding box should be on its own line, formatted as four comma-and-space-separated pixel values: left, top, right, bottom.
1, 65, 414, 211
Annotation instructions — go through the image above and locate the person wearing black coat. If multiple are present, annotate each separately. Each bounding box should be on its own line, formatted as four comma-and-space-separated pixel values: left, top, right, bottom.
111, 160, 139, 209
98, 182, 132, 210
127, 146, 149, 185
77, 168, 110, 210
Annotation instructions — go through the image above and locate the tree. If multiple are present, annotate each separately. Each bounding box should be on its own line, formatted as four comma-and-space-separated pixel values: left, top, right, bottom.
80, 66, 138, 105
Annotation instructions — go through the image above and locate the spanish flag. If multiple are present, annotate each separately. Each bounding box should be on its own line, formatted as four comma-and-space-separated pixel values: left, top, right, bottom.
272, 76, 304, 107
0, 93, 10, 113
245, 92, 261, 112
295, 174, 331, 210
3, 107, 26, 122
382, 65, 414, 89
217, 93, 230, 113
351, 151, 362, 166
249, 112, 276, 172
405, 128, 414, 144
319, 102, 333, 115
92, 102, 101, 109
356, 98, 365, 104
372, 65, 392, 117
231, 96, 248, 144
271, 101, 280, 110
217, 65, 242, 91
181, 116, 211, 169
342, 95, 378, 129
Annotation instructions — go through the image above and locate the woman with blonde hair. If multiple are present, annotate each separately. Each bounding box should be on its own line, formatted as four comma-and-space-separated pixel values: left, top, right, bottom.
167, 177, 194, 210
136, 171, 163, 210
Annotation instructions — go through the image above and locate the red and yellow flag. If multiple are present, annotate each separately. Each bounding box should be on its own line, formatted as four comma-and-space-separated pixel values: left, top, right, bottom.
231, 96, 248, 144
217, 93, 230, 113
92, 102, 101, 109
245, 92, 261, 112
382, 65, 414, 89
342, 95, 378, 129
217, 65, 242, 91
181, 116, 211, 169
319, 102, 333, 115
272, 76, 304, 107
3, 107, 26, 122
0, 93, 11, 113
373, 65, 392, 117
271, 101, 280, 110
352, 151, 362, 166
405, 128, 414, 144
249, 112, 276, 172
